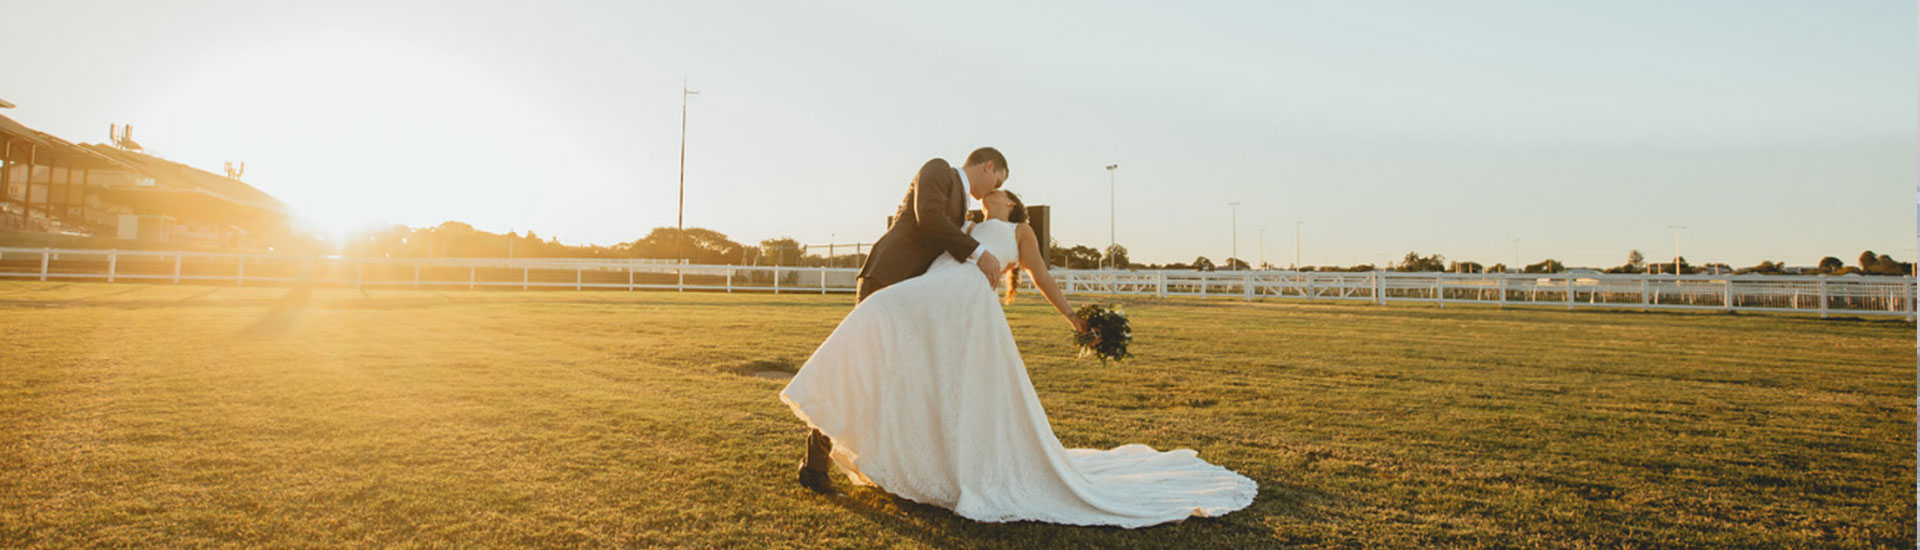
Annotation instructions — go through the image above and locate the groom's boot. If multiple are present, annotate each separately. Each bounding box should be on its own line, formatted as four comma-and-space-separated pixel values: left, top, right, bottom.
797, 429, 835, 494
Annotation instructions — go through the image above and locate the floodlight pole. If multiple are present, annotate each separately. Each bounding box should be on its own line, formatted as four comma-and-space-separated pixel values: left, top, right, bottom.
1104, 164, 1117, 270
1668, 225, 1687, 274
1228, 202, 1241, 270
678, 78, 700, 265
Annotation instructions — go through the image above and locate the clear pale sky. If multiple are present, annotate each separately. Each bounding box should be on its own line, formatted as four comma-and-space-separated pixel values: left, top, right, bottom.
2, 1, 1912, 267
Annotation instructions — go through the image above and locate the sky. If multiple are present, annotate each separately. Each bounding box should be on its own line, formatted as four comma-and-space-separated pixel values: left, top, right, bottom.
1, 0, 1912, 267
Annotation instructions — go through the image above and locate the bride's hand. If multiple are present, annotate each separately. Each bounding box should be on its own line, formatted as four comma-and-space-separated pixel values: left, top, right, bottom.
1069, 313, 1089, 334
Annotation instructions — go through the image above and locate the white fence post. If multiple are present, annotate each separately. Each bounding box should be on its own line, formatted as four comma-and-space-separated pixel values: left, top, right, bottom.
1722, 279, 1733, 311
469, 266, 477, 290
234, 256, 243, 286
1434, 275, 1443, 308
1565, 274, 1575, 310
1818, 277, 1828, 319
1199, 272, 1208, 299
1498, 275, 1508, 309
173, 255, 182, 284
38, 249, 50, 281
726, 269, 733, 293
677, 266, 684, 293
821, 268, 828, 294
1640, 276, 1649, 312
1306, 272, 1316, 301
108, 250, 119, 283
627, 266, 634, 291
1157, 272, 1166, 299
1372, 272, 1383, 306
575, 267, 582, 291
774, 266, 782, 294
1243, 272, 1253, 302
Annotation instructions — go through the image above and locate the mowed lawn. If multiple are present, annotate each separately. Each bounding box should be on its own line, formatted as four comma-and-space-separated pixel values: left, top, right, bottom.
0, 280, 1911, 549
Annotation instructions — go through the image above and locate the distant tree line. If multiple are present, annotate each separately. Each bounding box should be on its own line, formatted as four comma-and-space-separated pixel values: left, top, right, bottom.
342, 222, 860, 267
345, 223, 1915, 276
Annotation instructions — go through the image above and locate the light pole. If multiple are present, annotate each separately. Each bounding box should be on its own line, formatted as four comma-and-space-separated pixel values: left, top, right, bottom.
1668, 225, 1687, 274
1294, 220, 1304, 270
677, 78, 701, 265
1228, 202, 1241, 270
1104, 164, 1117, 270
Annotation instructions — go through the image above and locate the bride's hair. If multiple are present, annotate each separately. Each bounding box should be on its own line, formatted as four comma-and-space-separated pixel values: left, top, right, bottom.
1000, 191, 1027, 304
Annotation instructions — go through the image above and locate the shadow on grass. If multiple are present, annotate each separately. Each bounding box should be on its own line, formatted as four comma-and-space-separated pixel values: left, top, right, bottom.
75, 284, 157, 301
234, 286, 312, 340
810, 470, 1326, 549
715, 358, 801, 381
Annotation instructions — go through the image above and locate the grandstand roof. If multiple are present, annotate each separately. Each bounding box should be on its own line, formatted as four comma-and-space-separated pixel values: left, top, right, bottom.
80, 144, 286, 215
0, 113, 123, 169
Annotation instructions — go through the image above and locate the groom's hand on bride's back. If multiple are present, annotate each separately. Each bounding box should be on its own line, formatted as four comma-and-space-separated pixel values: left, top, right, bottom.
977, 252, 1003, 289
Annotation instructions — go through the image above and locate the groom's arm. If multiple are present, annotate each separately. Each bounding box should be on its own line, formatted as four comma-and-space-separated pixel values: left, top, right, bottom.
913, 159, 981, 263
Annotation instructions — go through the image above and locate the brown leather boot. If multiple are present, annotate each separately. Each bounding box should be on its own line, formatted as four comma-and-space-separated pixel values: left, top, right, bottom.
797, 429, 835, 494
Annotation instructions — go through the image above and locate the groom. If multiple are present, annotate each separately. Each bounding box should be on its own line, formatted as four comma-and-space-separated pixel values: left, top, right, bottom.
797, 146, 1010, 494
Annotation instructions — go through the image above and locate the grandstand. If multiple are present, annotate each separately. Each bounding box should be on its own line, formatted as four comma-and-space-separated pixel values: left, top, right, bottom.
0, 102, 289, 250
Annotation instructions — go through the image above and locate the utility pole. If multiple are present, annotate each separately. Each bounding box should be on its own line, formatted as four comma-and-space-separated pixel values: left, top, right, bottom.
677, 78, 700, 265
1258, 229, 1266, 270
1294, 220, 1305, 270
1228, 202, 1241, 270
1105, 164, 1118, 270
1668, 225, 1687, 275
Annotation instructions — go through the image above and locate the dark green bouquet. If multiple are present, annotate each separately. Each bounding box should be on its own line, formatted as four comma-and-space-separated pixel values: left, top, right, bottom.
1071, 304, 1133, 364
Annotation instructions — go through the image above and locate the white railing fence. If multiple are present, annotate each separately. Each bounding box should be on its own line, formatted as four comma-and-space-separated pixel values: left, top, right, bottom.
1, 247, 1912, 319
1050, 269, 1915, 319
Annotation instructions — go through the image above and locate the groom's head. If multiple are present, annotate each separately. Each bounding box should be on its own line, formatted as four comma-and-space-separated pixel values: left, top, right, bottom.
962, 147, 1008, 200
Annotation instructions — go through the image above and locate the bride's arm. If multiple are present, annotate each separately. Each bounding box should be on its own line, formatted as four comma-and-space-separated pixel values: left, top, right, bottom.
1014, 223, 1088, 333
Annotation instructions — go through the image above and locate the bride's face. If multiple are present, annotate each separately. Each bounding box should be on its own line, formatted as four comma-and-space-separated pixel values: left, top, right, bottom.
983, 191, 1012, 221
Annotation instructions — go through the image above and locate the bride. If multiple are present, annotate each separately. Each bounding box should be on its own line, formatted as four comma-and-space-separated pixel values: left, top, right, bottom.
779, 190, 1257, 528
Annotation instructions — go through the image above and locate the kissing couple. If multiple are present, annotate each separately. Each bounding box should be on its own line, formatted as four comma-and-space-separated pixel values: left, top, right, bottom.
780, 147, 1256, 527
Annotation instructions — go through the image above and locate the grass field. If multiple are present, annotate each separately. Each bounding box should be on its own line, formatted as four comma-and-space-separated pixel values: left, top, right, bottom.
0, 280, 1912, 549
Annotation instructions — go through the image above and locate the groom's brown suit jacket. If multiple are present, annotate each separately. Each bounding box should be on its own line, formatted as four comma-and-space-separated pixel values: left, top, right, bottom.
856, 158, 979, 300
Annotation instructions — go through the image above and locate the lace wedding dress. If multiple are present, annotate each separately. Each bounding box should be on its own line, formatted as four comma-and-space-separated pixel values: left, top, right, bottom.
780, 219, 1256, 527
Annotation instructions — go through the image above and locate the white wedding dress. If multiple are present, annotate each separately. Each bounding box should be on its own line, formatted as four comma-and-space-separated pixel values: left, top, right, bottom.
780, 219, 1256, 528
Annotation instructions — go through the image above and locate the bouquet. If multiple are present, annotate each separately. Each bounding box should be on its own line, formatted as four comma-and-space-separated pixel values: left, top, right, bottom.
1071, 304, 1133, 364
